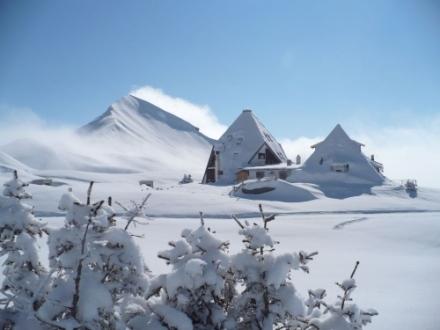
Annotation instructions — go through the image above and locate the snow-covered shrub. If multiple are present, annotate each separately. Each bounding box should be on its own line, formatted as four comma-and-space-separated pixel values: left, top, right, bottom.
0, 171, 47, 325
226, 204, 315, 329
2, 170, 32, 200
302, 261, 378, 330
128, 204, 377, 330
37, 182, 150, 329
144, 213, 232, 330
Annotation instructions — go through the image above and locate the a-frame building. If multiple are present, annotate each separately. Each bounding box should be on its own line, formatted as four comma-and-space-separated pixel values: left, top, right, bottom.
300, 124, 384, 184
202, 109, 288, 184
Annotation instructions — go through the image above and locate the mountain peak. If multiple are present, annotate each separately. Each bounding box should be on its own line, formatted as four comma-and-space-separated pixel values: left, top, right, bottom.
78, 95, 213, 145
82, 96, 191, 132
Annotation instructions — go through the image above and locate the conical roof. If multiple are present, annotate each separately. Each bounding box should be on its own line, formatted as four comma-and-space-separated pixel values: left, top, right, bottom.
216, 109, 287, 164
311, 124, 364, 149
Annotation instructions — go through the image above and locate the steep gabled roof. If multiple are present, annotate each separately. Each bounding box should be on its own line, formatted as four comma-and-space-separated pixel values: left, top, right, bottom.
217, 109, 287, 164
311, 124, 364, 149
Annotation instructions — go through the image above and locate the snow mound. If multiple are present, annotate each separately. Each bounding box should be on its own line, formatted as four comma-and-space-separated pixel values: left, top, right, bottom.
233, 179, 321, 202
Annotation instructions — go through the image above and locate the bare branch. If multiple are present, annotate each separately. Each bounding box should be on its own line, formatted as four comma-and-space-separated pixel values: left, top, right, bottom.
351, 260, 360, 279
259, 204, 276, 229
124, 193, 152, 231
86, 181, 94, 205
114, 200, 129, 212
232, 215, 245, 229
199, 211, 205, 227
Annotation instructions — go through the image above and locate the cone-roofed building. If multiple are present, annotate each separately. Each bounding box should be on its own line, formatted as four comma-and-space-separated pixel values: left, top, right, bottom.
297, 124, 384, 184
202, 109, 289, 184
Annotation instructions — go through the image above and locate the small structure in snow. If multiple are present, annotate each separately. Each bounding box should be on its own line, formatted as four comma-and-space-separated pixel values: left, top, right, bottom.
296, 154, 301, 165
202, 109, 289, 184
403, 179, 417, 192
180, 174, 193, 184
139, 179, 154, 188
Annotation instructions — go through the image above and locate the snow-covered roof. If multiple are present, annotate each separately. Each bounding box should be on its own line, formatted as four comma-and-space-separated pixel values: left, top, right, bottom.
311, 124, 364, 149
218, 109, 287, 164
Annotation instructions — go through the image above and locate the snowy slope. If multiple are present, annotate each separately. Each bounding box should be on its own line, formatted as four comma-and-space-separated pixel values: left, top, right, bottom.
0, 151, 31, 173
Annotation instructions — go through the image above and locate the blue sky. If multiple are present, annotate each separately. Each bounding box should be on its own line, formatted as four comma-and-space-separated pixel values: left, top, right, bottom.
1, 0, 440, 137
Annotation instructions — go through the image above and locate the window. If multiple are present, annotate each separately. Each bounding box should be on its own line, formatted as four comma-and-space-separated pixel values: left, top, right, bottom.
258, 152, 266, 159
218, 170, 223, 175
330, 164, 349, 173
256, 171, 265, 179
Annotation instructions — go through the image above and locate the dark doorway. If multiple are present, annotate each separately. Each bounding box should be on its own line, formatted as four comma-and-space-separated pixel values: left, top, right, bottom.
206, 169, 216, 183
265, 148, 280, 165
204, 150, 217, 183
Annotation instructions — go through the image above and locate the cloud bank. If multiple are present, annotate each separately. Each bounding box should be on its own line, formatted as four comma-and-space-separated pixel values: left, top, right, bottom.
0, 105, 76, 145
355, 117, 440, 188
130, 86, 227, 139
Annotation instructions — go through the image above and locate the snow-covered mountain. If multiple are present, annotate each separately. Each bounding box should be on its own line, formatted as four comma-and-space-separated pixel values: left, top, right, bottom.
79, 95, 214, 146
0, 95, 214, 181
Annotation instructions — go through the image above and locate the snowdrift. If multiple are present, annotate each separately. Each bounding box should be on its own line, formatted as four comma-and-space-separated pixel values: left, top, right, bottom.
233, 179, 321, 202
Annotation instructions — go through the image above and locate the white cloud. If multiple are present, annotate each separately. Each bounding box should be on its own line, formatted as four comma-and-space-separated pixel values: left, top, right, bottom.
355, 118, 440, 188
0, 105, 76, 145
130, 86, 227, 139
